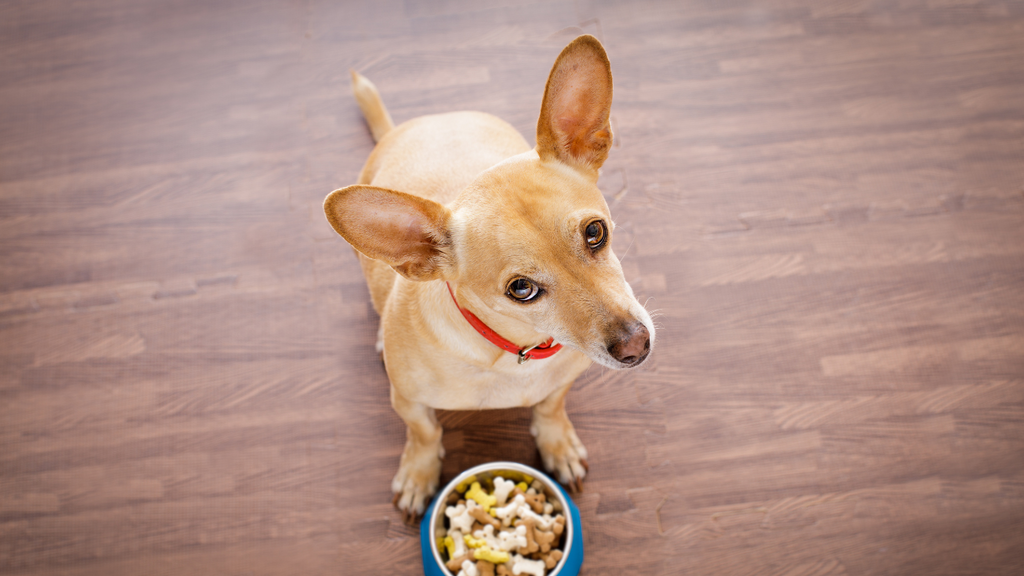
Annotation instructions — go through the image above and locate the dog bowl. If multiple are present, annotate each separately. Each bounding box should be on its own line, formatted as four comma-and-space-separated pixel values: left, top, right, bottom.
420, 462, 584, 576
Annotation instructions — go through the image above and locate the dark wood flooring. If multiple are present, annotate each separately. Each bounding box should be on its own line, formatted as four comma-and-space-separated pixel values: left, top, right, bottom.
2, 1, 1023, 574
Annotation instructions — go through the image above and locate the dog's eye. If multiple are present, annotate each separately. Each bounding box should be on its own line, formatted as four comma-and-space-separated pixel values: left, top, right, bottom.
585, 220, 607, 250
507, 278, 540, 302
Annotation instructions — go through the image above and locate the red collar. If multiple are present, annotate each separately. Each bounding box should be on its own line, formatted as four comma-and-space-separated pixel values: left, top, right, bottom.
445, 282, 562, 364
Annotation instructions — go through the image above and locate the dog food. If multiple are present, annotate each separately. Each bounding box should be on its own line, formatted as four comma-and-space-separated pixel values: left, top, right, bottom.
439, 476, 567, 576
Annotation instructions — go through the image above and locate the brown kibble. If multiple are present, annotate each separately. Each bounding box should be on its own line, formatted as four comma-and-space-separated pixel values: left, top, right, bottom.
457, 499, 467, 506
540, 549, 563, 569
476, 560, 495, 576
496, 564, 513, 576
515, 517, 540, 554
535, 527, 556, 552
522, 491, 545, 513
469, 506, 501, 530
446, 553, 474, 572
530, 480, 545, 493
551, 514, 566, 536
470, 521, 485, 534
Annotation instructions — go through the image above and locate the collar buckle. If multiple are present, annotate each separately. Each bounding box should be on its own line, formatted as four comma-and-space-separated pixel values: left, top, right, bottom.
517, 341, 543, 365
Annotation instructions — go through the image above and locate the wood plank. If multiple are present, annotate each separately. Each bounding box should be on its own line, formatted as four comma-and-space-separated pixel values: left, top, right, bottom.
2, 0, 1023, 574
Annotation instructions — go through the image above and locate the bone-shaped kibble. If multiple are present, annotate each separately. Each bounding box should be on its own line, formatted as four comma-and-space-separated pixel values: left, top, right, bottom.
444, 535, 455, 558
534, 527, 556, 553
494, 494, 526, 526
522, 490, 545, 514
515, 518, 539, 554
538, 549, 563, 569
542, 503, 553, 515
458, 559, 479, 576
469, 500, 501, 530
515, 505, 557, 531
447, 503, 475, 534
474, 545, 510, 564
497, 524, 528, 552
492, 477, 516, 507
476, 560, 496, 576
466, 481, 497, 510
464, 533, 488, 549
510, 554, 546, 576
447, 553, 475, 573
472, 524, 502, 550
551, 515, 565, 537
447, 529, 467, 559
496, 564, 513, 576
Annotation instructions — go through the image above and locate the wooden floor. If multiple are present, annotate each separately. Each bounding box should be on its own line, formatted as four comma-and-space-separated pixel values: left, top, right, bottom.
2, 0, 1023, 574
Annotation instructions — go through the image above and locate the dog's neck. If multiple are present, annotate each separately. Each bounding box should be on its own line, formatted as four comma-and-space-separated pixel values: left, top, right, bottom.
444, 282, 561, 363
433, 281, 558, 363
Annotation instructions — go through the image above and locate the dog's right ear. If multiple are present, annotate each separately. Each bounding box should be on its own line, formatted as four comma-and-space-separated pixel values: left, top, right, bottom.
324, 185, 453, 281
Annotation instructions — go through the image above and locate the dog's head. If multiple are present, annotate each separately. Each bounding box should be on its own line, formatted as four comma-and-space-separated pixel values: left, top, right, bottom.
325, 35, 654, 369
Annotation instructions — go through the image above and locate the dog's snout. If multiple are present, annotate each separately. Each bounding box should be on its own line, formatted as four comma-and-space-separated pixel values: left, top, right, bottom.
608, 322, 651, 366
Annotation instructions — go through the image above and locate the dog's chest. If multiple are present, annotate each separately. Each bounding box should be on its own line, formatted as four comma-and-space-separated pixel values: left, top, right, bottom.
417, 351, 591, 410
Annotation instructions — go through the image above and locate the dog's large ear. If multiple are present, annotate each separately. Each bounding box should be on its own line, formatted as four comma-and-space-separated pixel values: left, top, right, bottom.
324, 185, 452, 281
536, 35, 613, 173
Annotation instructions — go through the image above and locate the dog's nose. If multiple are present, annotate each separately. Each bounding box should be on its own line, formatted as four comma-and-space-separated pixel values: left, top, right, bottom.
608, 322, 651, 366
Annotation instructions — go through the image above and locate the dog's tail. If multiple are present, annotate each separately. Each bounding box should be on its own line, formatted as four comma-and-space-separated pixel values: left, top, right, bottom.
350, 70, 394, 143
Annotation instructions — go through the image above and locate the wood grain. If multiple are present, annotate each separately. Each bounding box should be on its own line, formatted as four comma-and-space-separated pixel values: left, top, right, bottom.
2, 0, 1023, 574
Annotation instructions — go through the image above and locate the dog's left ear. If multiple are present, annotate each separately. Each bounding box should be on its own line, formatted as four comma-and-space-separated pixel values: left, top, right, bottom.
536, 35, 613, 173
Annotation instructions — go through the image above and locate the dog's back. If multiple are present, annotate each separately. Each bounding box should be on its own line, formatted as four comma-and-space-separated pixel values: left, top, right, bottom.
351, 71, 529, 206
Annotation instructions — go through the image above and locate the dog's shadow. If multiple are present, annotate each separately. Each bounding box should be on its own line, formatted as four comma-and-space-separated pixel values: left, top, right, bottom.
437, 408, 544, 483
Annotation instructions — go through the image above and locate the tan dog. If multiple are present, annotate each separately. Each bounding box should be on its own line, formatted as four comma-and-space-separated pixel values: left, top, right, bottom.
324, 35, 654, 520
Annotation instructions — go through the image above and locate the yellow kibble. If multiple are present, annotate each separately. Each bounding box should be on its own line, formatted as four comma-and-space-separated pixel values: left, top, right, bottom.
464, 534, 487, 549
455, 474, 478, 494
443, 535, 455, 558
466, 481, 497, 509
474, 546, 510, 564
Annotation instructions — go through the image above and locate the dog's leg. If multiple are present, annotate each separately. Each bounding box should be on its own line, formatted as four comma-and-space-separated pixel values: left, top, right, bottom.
390, 388, 444, 521
531, 381, 589, 491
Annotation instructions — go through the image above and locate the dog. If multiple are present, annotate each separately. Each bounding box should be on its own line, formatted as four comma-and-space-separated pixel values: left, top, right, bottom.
324, 35, 655, 521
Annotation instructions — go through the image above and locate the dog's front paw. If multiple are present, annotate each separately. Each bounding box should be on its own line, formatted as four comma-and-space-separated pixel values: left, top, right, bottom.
391, 440, 443, 523
531, 419, 589, 492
